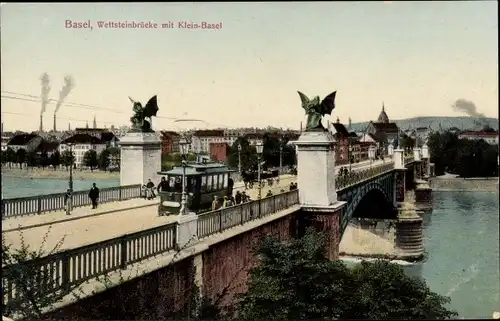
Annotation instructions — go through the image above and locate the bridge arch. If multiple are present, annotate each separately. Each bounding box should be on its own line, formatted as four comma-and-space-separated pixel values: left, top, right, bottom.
339, 173, 397, 233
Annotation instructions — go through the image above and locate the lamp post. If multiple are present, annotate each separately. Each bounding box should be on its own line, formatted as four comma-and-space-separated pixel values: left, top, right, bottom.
66, 143, 74, 215
256, 142, 264, 200
179, 136, 191, 216
237, 143, 242, 173
279, 144, 283, 175
348, 139, 353, 171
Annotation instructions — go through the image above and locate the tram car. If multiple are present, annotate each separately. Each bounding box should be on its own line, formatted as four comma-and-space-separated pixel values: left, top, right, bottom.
157, 162, 236, 215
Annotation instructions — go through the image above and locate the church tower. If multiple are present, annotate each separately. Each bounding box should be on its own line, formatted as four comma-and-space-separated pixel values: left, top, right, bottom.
377, 102, 390, 123
93, 115, 97, 129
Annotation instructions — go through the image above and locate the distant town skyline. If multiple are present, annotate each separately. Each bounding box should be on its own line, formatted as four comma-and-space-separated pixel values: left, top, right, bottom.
1, 2, 498, 132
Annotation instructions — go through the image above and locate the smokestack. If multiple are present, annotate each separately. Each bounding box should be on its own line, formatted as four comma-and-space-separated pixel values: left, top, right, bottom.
53, 114, 57, 132
39, 115, 43, 132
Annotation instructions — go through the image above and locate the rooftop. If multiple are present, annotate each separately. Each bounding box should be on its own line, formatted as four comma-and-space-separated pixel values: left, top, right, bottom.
7, 134, 40, 146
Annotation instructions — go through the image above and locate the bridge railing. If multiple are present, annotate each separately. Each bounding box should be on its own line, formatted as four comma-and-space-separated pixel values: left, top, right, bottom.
335, 163, 395, 190
2, 190, 300, 306
197, 190, 299, 239
404, 154, 414, 164
1, 184, 143, 220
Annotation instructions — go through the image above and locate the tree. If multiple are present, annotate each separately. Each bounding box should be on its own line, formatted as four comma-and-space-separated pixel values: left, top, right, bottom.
227, 137, 257, 171
83, 150, 99, 171
49, 150, 61, 169
60, 150, 75, 169
15, 148, 27, 168
5, 147, 16, 167
98, 149, 111, 171
238, 229, 457, 321
40, 150, 49, 168
26, 151, 39, 167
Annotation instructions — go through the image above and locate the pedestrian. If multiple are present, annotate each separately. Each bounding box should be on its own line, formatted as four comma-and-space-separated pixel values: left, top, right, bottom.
146, 179, 156, 198
157, 176, 168, 192
242, 191, 249, 202
88, 183, 100, 209
235, 191, 242, 204
228, 177, 234, 196
289, 182, 294, 191
212, 196, 220, 211
266, 190, 273, 197
64, 188, 71, 215
223, 196, 232, 208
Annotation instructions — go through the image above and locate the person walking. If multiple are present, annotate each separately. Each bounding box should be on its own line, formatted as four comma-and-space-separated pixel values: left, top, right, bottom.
88, 183, 100, 209
212, 196, 220, 211
64, 188, 71, 215
157, 176, 168, 192
235, 191, 242, 204
146, 179, 156, 199
266, 190, 273, 197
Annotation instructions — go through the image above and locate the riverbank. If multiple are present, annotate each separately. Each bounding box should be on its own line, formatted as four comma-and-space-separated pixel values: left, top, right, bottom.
1, 167, 119, 181
430, 176, 499, 192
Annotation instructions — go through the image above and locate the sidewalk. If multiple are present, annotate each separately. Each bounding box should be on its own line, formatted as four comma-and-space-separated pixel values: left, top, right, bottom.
2, 198, 160, 232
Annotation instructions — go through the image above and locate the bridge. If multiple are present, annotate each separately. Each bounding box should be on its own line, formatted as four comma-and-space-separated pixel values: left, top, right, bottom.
1, 131, 434, 320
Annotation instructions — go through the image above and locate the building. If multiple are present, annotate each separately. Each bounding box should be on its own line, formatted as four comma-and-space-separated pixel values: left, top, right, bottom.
161, 131, 181, 154
458, 131, 499, 145
244, 133, 264, 146
36, 141, 60, 156
365, 104, 401, 150
6, 133, 43, 153
209, 142, 230, 162
328, 118, 350, 164
191, 130, 225, 154
74, 128, 120, 148
60, 131, 118, 168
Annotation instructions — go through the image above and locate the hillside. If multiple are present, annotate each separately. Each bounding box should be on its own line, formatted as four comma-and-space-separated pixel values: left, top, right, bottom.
350, 116, 498, 132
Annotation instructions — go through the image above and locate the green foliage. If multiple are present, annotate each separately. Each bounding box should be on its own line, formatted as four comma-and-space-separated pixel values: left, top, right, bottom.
238, 228, 457, 321
3, 147, 16, 165
49, 150, 61, 168
428, 131, 498, 177
161, 152, 197, 170
26, 151, 39, 167
60, 149, 75, 168
2, 227, 68, 320
83, 150, 99, 170
98, 149, 111, 170
16, 148, 27, 165
40, 150, 49, 168
227, 137, 257, 171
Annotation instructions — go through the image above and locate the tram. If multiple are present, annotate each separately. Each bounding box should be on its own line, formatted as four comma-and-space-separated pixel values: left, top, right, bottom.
157, 162, 236, 215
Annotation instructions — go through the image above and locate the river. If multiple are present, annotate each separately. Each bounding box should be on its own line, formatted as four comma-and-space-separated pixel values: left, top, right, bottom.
343, 190, 499, 319
1, 176, 120, 199
2, 178, 499, 318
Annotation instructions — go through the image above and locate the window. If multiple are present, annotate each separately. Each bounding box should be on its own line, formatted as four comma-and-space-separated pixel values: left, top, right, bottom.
207, 175, 213, 191
213, 175, 218, 190
223, 173, 229, 188
218, 174, 224, 189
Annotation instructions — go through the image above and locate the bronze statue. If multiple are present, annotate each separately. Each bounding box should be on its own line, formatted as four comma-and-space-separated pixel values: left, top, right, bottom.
129, 95, 159, 132
298, 91, 337, 131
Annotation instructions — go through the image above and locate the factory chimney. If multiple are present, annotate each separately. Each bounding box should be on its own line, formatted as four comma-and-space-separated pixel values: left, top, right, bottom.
39, 115, 43, 132
53, 114, 57, 132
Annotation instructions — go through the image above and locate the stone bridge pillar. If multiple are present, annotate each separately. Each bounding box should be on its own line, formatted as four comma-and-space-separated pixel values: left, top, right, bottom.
119, 131, 162, 186
393, 148, 406, 206
295, 130, 346, 260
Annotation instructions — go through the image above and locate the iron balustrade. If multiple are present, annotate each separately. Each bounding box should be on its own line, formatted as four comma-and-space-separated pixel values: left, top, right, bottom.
335, 163, 395, 190
1, 184, 142, 219
197, 190, 299, 239
2, 222, 177, 307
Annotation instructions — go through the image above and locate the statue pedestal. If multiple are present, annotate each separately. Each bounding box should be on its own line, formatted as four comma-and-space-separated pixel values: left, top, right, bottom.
176, 212, 198, 250
295, 130, 346, 260
119, 131, 162, 186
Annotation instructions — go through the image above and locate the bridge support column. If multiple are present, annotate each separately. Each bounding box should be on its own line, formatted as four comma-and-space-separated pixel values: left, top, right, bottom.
393, 149, 406, 206
176, 213, 199, 250
119, 131, 162, 186
295, 130, 346, 260
396, 201, 424, 261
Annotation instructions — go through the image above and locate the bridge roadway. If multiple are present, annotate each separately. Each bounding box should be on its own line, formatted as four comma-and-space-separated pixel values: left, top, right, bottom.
3, 159, 389, 253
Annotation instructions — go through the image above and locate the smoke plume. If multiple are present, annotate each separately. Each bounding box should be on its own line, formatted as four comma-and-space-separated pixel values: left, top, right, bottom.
40, 73, 51, 116
54, 75, 75, 114
451, 99, 489, 128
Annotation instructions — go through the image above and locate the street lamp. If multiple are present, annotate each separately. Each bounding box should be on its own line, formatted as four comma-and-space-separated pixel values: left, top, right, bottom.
256, 142, 264, 200
66, 143, 74, 215
237, 143, 242, 173
348, 142, 353, 171
279, 144, 283, 174
368, 145, 376, 167
179, 136, 191, 216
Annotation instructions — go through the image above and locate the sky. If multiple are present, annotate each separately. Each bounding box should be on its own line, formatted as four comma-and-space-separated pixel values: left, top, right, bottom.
0, 2, 498, 132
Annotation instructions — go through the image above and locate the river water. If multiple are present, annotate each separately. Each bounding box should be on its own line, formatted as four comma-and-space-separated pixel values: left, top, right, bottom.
2, 178, 499, 318
1, 176, 120, 199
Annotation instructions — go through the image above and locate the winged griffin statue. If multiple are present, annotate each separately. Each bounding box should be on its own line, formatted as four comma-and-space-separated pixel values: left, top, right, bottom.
298, 91, 337, 131
129, 95, 159, 132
